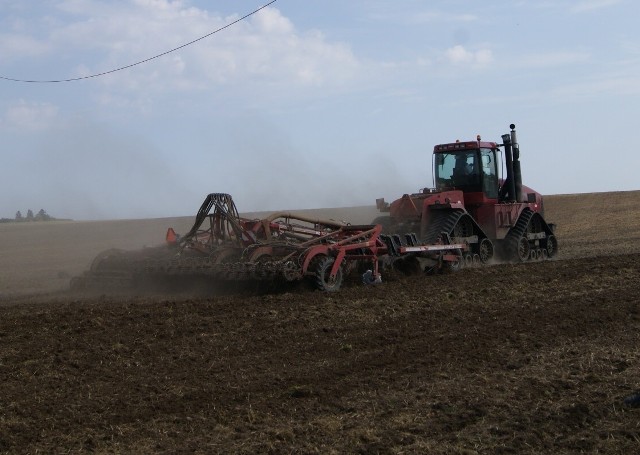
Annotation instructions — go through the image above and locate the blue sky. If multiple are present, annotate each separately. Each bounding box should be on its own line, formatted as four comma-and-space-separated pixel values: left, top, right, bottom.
1, 0, 638, 219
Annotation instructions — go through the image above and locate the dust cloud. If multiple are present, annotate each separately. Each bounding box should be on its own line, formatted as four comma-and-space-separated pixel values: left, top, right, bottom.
179, 111, 424, 217
1, 111, 427, 221
3, 119, 199, 220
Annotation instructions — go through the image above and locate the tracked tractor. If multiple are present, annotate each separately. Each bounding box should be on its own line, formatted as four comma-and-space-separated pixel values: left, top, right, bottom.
375, 124, 557, 267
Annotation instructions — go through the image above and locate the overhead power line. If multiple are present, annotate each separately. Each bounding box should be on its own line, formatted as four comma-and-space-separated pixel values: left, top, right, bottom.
0, 0, 278, 83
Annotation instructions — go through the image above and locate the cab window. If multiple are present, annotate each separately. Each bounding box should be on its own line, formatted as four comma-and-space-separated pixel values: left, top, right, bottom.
480, 148, 499, 199
435, 151, 480, 189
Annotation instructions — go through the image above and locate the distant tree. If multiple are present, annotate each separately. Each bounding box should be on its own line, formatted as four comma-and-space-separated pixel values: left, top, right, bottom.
15, 211, 23, 221
26, 209, 34, 221
35, 209, 50, 221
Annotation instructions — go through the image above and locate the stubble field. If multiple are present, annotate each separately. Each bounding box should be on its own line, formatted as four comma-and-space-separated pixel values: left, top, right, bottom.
1, 191, 640, 454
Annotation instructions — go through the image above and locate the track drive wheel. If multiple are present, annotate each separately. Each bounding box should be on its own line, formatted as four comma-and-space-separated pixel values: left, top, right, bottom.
452, 215, 474, 240
478, 238, 494, 264
515, 236, 530, 262
312, 255, 343, 292
545, 234, 558, 258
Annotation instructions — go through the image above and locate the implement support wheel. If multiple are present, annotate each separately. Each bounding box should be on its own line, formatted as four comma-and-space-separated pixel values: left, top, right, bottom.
313, 256, 343, 292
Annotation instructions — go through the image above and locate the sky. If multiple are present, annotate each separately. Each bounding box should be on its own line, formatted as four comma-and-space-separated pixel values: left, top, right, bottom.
1, 0, 639, 220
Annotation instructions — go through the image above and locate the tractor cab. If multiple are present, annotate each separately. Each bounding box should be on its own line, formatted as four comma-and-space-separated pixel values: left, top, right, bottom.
434, 140, 500, 201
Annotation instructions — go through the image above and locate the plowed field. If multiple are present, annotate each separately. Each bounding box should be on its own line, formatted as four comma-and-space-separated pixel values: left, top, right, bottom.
1, 191, 640, 454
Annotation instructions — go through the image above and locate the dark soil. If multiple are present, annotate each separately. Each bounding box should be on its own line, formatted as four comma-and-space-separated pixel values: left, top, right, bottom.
2, 253, 640, 454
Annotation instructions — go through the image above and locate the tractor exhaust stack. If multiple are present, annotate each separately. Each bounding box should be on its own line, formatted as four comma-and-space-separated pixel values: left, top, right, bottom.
510, 124, 523, 203
499, 123, 523, 202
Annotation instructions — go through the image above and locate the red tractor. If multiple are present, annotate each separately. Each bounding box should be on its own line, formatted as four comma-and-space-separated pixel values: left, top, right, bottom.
374, 124, 557, 267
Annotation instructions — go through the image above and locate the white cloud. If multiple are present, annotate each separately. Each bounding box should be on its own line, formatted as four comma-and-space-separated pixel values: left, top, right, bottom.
13, 2, 361, 96
251, 5, 295, 34
444, 45, 493, 66
0, 34, 50, 60
1, 100, 59, 131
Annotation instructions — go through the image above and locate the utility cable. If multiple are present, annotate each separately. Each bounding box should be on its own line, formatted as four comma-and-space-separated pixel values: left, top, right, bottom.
0, 0, 277, 83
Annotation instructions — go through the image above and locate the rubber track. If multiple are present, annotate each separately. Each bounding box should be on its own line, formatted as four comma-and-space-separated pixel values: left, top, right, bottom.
503, 209, 534, 260
422, 209, 466, 244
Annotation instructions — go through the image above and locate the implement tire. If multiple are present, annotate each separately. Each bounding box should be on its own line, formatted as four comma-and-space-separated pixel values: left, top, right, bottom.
313, 255, 343, 292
